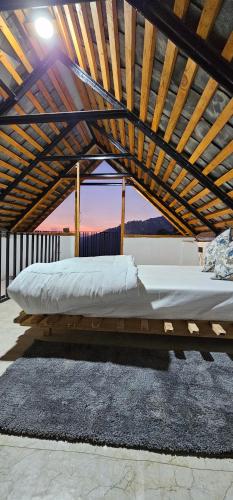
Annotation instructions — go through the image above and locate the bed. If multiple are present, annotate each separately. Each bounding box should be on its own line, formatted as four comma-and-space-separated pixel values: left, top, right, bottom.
9, 256, 233, 339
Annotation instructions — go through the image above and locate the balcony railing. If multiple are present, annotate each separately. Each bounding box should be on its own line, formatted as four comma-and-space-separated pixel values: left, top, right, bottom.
0, 232, 60, 302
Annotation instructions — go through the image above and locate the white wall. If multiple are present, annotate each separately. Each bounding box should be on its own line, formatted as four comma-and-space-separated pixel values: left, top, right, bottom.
58, 236, 208, 264
123, 237, 199, 265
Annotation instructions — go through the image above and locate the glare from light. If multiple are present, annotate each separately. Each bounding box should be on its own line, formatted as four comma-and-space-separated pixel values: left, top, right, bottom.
34, 17, 54, 39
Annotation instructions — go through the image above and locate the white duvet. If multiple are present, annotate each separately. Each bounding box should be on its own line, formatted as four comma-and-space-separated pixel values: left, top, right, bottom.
8, 255, 138, 314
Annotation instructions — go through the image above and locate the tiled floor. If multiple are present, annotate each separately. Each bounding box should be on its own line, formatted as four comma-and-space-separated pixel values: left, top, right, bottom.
0, 300, 233, 500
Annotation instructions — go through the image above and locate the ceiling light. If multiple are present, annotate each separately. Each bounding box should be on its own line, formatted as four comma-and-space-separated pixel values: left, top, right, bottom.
34, 16, 54, 39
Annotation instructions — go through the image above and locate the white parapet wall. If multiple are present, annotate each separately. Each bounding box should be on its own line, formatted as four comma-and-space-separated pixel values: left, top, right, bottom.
123, 236, 200, 266
60, 235, 75, 260
60, 235, 200, 265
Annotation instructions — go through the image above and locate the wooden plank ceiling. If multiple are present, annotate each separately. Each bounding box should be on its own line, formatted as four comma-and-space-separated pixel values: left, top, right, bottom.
0, 0, 232, 235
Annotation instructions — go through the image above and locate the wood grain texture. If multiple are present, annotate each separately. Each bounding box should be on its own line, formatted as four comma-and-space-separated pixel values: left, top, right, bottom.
14, 311, 233, 339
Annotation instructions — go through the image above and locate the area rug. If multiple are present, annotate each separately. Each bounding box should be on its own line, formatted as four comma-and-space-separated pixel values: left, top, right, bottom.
0, 340, 233, 457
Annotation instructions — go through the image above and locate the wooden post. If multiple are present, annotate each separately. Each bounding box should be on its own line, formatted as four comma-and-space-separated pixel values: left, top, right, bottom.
120, 177, 126, 255
74, 163, 80, 257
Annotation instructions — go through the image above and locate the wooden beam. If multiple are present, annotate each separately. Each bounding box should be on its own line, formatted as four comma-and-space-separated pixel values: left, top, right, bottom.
173, 33, 233, 155
40, 153, 132, 161
137, 19, 156, 163
205, 208, 232, 220
64, 54, 233, 210
0, 18, 84, 173
106, 0, 126, 149
174, 142, 233, 203
11, 180, 62, 232
75, 1, 110, 136
0, 145, 47, 190
63, 4, 102, 119
90, 0, 118, 145
150, 0, 222, 188
124, 0, 136, 171
162, 33, 233, 202
14, 9, 90, 145
0, 131, 56, 181
0, 123, 91, 203
144, 0, 189, 180
53, 4, 91, 112
90, 1, 118, 145
127, 0, 233, 95
0, 110, 128, 125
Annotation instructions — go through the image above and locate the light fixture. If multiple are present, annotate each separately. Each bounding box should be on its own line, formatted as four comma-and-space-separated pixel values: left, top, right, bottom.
34, 15, 54, 39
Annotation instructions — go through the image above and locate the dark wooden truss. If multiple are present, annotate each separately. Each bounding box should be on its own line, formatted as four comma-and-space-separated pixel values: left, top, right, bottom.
0, 110, 128, 125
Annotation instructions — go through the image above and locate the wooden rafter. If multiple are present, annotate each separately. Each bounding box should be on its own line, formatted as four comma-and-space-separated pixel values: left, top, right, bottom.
137, 19, 156, 163
124, 0, 136, 164
63, 52, 232, 211
106, 0, 126, 152
161, 33, 233, 204
14, 9, 90, 145
127, 0, 233, 95
90, 0, 118, 147
0, 34, 82, 194
144, 0, 189, 178
1, 13, 85, 150
150, 0, 222, 190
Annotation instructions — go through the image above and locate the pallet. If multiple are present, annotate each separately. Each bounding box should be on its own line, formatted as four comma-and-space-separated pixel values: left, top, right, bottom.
14, 311, 233, 339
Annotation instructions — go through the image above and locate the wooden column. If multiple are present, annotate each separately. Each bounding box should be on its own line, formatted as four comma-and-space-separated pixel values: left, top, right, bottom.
74, 163, 80, 257
120, 177, 126, 255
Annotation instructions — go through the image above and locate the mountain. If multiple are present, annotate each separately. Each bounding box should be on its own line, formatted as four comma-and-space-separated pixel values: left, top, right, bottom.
101, 216, 177, 235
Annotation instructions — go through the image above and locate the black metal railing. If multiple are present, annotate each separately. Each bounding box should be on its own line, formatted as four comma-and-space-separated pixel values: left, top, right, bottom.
80, 229, 120, 257
0, 232, 60, 302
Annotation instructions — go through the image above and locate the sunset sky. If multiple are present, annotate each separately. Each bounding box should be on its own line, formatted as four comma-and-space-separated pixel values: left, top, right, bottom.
37, 162, 161, 232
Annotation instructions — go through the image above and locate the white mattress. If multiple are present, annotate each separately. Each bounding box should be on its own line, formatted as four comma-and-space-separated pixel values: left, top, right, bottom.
9, 264, 233, 321
81, 265, 232, 321
134, 265, 233, 321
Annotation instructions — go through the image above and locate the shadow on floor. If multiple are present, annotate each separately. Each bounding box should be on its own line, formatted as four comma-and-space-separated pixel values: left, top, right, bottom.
1, 323, 233, 366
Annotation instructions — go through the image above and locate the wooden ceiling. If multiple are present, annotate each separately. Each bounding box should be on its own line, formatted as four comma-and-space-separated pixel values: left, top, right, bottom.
0, 0, 232, 235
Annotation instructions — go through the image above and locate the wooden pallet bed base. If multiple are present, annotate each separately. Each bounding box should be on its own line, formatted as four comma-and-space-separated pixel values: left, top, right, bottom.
14, 311, 233, 339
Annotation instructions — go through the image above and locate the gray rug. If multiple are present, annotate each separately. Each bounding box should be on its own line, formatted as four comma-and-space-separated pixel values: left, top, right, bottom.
0, 340, 233, 457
